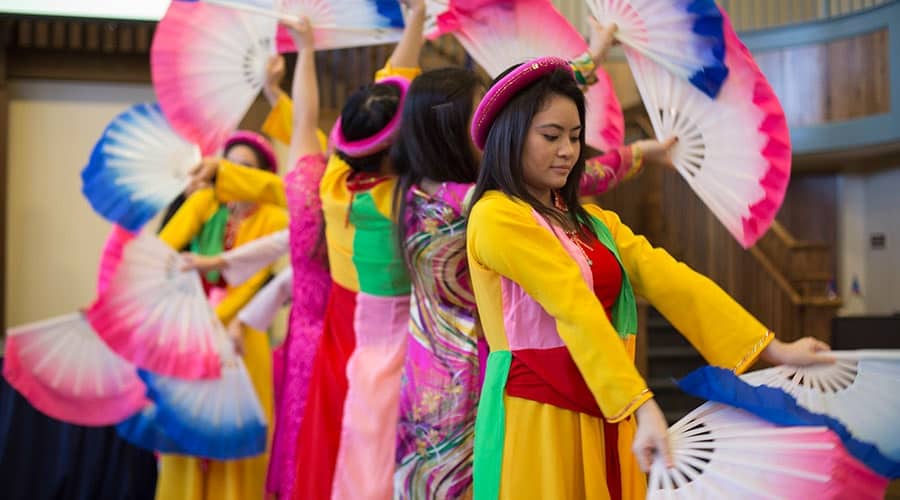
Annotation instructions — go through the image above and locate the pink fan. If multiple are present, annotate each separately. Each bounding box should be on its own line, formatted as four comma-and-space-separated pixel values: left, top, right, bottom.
3, 313, 147, 426
86, 230, 222, 380
626, 11, 790, 248
445, 0, 624, 152
151, 0, 277, 154
648, 402, 888, 499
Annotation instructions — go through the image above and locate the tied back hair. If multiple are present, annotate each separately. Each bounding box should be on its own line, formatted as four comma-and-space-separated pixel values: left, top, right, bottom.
470, 66, 592, 237
336, 81, 401, 172
390, 67, 483, 272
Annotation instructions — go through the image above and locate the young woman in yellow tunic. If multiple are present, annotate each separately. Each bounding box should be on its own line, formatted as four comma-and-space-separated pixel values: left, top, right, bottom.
155, 132, 288, 500
465, 57, 833, 500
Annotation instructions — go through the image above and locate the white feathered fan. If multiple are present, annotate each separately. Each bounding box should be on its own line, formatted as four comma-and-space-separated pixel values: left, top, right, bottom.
647, 402, 888, 499
151, 0, 277, 154
85, 228, 223, 380
584, 0, 728, 97
741, 349, 900, 461
3, 312, 147, 426
626, 11, 790, 248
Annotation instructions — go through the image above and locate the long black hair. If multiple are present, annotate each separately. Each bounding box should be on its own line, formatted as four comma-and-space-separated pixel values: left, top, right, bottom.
470, 66, 592, 236
336, 81, 402, 173
390, 67, 483, 269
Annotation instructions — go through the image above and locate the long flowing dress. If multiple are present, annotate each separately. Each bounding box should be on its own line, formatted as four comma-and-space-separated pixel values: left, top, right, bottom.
155, 186, 288, 500
466, 192, 775, 500
393, 146, 642, 499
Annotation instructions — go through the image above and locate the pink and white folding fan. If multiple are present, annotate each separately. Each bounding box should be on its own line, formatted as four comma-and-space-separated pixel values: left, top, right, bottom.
151, 0, 277, 154
86, 229, 222, 380
626, 11, 790, 248
741, 350, 900, 461
647, 402, 888, 499
272, 0, 404, 51
3, 313, 147, 426
584, 0, 728, 97
194, 0, 404, 52
447, 0, 624, 152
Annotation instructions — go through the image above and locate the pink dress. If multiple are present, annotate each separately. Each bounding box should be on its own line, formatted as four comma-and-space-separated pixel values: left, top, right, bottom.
269, 154, 331, 497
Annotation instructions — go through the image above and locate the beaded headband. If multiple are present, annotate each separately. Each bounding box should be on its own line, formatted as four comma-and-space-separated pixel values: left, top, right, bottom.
470, 56, 574, 150
224, 130, 278, 172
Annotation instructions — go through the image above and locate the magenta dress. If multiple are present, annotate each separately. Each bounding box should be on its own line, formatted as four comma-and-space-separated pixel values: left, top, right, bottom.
266, 153, 332, 498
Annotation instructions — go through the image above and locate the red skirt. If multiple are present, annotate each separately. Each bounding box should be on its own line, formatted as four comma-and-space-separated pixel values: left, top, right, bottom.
290, 282, 357, 500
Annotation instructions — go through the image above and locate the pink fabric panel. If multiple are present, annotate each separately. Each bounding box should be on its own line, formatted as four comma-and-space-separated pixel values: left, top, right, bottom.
331, 293, 411, 500
502, 210, 593, 351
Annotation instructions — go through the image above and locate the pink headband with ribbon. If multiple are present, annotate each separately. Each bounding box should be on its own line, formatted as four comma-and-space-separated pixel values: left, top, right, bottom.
330, 76, 411, 157
470, 56, 574, 150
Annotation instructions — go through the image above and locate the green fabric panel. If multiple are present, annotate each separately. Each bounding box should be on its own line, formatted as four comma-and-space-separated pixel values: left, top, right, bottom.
349, 191, 411, 296
473, 350, 512, 500
190, 205, 229, 283
588, 214, 637, 338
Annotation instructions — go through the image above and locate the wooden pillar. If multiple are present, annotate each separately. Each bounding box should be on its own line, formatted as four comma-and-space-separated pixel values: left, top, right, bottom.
1, 20, 9, 334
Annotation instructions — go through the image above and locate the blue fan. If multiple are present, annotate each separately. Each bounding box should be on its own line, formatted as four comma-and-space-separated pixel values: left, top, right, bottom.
81, 103, 200, 231
585, 0, 728, 97
134, 355, 267, 460
679, 365, 900, 479
116, 403, 187, 455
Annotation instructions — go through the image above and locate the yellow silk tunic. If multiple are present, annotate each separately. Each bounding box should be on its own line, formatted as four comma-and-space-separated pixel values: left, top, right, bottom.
466, 192, 773, 499
155, 187, 288, 500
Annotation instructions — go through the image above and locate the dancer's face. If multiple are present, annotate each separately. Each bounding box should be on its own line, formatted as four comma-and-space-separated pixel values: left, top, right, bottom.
521, 94, 581, 199
226, 144, 261, 170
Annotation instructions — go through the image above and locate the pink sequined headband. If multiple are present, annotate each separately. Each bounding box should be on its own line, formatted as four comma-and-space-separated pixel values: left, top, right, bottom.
330, 76, 411, 157
470, 56, 574, 150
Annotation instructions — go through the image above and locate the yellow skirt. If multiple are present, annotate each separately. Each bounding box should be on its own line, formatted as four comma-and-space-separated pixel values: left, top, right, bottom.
498, 395, 646, 500
155, 327, 273, 500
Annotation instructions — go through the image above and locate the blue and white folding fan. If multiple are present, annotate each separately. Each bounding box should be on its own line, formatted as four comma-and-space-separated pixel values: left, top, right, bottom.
116, 403, 186, 455
741, 350, 900, 462
81, 103, 200, 231
129, 331, 268, 460
584, 0, 728, 97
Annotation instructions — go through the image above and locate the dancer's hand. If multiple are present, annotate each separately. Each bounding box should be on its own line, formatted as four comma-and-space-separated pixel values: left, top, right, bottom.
633, 398, 673, 472
401, 0, 426, 16
587, 17, 618, 66
227, 319, 245, 357
762, 337, 834, 367
263, 55, 286, 106
632, 136, 678, 170
282, 16, 314, 51
186, 157, 220, 194
180, 253, 226, 273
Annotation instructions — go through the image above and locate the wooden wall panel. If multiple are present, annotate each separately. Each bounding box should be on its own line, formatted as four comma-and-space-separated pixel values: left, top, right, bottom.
754, 29, 890, 126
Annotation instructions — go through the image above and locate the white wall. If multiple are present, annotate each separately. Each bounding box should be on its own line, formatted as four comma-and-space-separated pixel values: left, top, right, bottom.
836, 175, 868, 315
864, 168, 900, 315
5, 79, 290, 347
5, 79, 156, 327
836, 169, 900, 316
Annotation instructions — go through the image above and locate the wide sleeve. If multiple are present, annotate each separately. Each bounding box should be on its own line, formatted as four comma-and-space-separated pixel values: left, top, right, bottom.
158, 188, 220, 250
238, 268, 293, 331
579, 145, 640, 197
222, 229, 290, 286
467, 195, 651, 422
262, 92, 294, 145
214, 160, 287, 207
592, 207, 774, 373
374, 63, 421, 82
214, 208, 289, 325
